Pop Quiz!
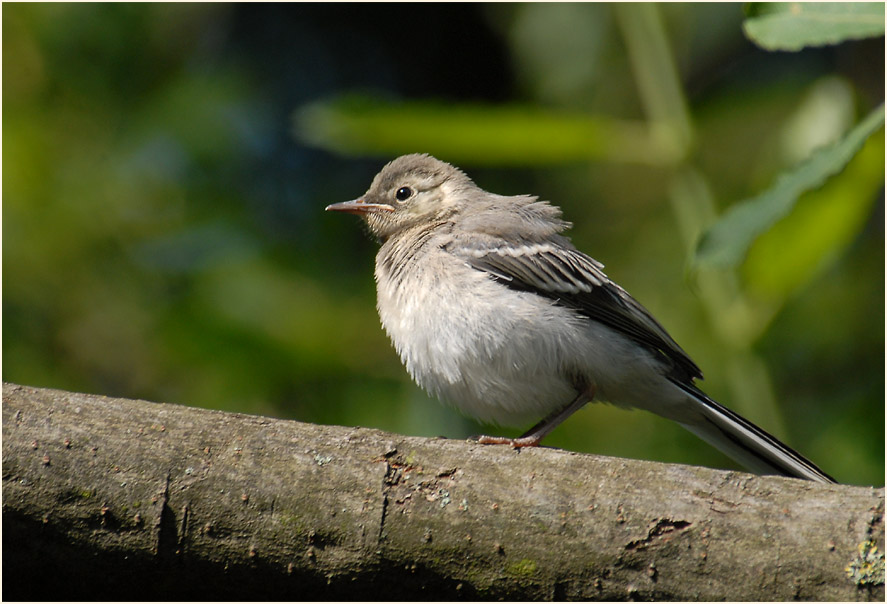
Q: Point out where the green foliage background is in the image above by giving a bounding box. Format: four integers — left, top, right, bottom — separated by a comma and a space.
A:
4, 3, 883, 485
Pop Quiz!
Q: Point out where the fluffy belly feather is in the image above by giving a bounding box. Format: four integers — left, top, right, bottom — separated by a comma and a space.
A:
375, 251, 587, 425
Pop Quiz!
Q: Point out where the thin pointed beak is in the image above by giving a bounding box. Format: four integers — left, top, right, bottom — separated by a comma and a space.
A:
325, 198, 395, 215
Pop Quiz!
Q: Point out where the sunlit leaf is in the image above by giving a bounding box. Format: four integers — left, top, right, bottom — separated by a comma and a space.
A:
743, 131, 885, 300
743, 2, 885, 51
292, 95, 680, 166
693, 104, 884, 269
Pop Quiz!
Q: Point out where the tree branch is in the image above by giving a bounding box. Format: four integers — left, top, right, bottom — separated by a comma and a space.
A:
3, 383, 883, 600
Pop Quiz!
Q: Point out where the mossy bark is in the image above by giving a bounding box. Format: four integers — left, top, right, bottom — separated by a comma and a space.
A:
3, 383, 883, 600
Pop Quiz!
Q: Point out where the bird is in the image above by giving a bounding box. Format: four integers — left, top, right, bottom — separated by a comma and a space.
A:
326, 153, 835, 483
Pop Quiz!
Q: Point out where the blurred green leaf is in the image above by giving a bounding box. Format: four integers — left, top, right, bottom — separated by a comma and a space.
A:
778, 77, 856, 165
292, 95, 680, 166
743, 2, 885, 51
744, 129, 885, 300
693, 104, 884, 269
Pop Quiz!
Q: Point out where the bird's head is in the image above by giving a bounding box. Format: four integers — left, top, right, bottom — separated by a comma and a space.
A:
326, 154, 473, 241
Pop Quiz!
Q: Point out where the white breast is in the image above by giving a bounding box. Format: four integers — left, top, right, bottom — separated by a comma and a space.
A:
374, 239, 588, 426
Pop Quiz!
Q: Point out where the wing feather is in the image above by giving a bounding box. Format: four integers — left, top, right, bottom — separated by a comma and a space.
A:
451, 238, 702, 382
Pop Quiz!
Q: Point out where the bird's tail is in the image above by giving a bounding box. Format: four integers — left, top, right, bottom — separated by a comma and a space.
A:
672, 382, 835, 483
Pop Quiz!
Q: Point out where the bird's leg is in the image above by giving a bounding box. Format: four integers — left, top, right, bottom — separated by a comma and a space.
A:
475, 388, 594, 448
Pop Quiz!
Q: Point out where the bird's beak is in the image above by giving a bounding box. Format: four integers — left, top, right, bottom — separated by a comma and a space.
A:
325, 198, 395, 215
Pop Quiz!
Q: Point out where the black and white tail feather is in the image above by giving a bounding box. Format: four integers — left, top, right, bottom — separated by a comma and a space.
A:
672, 383, 835, 483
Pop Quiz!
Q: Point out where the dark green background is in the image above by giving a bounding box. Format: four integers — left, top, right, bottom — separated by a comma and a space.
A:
4, 3, 883, 485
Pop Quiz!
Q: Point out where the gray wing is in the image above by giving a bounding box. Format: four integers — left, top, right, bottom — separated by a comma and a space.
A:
450, 237, 703, 383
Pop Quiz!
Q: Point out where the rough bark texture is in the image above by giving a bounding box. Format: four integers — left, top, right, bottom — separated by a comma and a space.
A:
2, 382, 884, 601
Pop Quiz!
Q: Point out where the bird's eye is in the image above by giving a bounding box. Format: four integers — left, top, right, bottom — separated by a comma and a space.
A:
395, 187, 413, 201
